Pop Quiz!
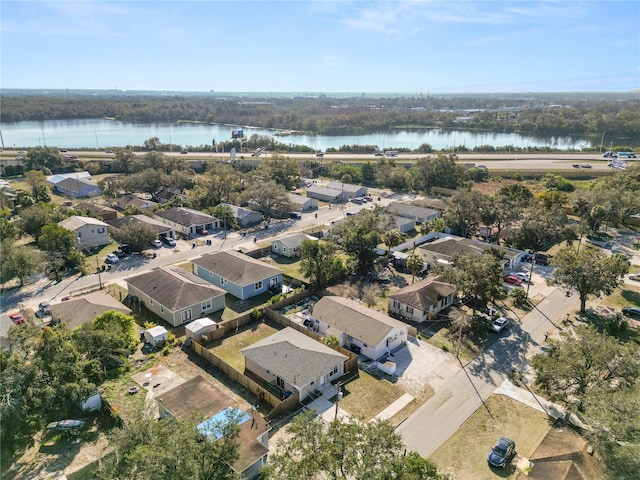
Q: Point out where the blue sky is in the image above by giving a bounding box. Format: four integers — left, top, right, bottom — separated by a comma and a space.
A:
2, 1, 639, 93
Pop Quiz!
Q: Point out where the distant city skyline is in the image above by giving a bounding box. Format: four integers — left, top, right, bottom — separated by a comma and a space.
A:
2, 1, 639, 93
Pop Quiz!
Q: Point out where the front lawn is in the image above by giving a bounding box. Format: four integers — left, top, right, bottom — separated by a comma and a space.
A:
338, 370, 405, 420
429, 394, 552, 480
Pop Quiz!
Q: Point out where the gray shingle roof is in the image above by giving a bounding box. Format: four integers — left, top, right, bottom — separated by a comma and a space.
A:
311, 296, 407, 346
388, 202, 440, 219
325, 181, 366, 194
107, 214, 172, 234
155, 207, 217, 227
49, 291, 131, 330
241, 327, 346, 388
192, 250, 282, 286
126, 267, 226, 311
275, 233, 318, 249
418, 236, 522, 260
388, 275, 456, 310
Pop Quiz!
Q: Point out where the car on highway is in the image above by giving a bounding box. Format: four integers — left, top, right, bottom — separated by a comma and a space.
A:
489, 317, 510, 333
622, 307, 640, 320
488, 437, 515, 468
181, 150, 188, 154
18, 150, 26, 154
629, 274, 640, 282
105, 253, 120, 264
572, 164, 581, 168
476, 164, 487, 169
9, 313, 25, 325
105, 149, 113, 153
503, 275, 523, 286
150, 239, 162, 248
603, 151, 616, 158
374, 152, 384, 157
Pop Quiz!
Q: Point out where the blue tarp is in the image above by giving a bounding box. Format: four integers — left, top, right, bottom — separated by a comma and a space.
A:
197, 407, 251, 441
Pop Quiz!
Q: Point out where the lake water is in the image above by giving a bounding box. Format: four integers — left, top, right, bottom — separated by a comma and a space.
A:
0, 118, 595, 151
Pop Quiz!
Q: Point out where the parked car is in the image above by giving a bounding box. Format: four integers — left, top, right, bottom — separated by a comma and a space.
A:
46, 419, 85, 432
503, 275, 523, 286
513, 272, 529, 281
487, 437, 516, 468
105, 253, 120, 264
9, 313, 25, 325
39, 302, 51, 315
534, 254, 550, 265
629, 274, 640, 282
489, 317, 510, 333
113, 248, 126, 258
161, 236, 176, 247
290, 212, 302, 220
118, 244, 133, 254
197, 228, 208, 235
622, 307, 640, 319
61, 295, 75, 302
150, 239, 162, 248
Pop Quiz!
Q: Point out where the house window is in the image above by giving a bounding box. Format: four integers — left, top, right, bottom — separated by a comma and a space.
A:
273, 244, 278, 251
220, 277, 227, 285
210, 272, 214, 277
181, 309, 192, 323
330, 365, 338, 376
393, 300, 400, 309
282, 247, 287, 253
97, 227, 105, 233
405, 306, 414, 314
77, 232, 82, 238
276, 376, 285, 389
270, 277, 278, 287
201, 299, 212, 311
160, 306, 164, 312
254, 281, 263, 290
149, 299, 153, 305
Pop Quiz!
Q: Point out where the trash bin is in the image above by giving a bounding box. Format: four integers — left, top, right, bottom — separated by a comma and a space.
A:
206, 239, 212, 246
192, 243, 196, 249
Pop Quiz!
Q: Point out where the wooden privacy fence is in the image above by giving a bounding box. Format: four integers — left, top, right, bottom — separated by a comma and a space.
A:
191, 339, 300, 420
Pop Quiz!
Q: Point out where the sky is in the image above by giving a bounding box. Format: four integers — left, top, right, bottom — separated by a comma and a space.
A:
1, 1, 639, 93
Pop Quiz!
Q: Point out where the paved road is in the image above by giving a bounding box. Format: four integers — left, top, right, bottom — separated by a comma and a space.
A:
397, 287, 580, 458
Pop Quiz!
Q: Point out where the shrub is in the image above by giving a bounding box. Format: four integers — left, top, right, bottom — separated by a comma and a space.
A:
161, 346, 170, 356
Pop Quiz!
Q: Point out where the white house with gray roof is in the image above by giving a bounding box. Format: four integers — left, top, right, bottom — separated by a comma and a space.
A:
305, 185, 344, 203
58, 216, 110, 248
192, 250, 283, 300
388, 202, 441, 223
154, 207, 220, 237
271, 233, 318, 258
309, 296, 409, 361
288, 193, 318, 211
241, 327, 347, 401
325, 181, 367, 200
217, 203, 263, 227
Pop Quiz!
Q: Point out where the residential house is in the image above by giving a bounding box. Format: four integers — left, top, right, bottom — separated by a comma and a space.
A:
379, 214, 416, 234
49, 291, 132, 330
288, 193, 318, 211
417, 234, 525, 270
309, 296, 409, 361
47, 171, 92, 185
305, 185, 344, 203
154, 207, 220, 237
126, 267, 226, 326
325, 181, 367, 200
218, 203, 263, 228
271, 233, 318, 258
387, 275, 457, 322
51, 177, 102, 198
58, 215, 110, 248
75, 201, 118, 221
241, 327, 347, 402
107, 214, 175, 241
157, 375, 269, 479
192, 250, 283, 301
153, 186, 188, 204
113, 195, 158, 212
388, 202, 441, 223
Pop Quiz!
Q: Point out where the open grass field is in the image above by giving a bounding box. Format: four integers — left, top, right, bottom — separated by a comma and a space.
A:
429, 394, 552, 480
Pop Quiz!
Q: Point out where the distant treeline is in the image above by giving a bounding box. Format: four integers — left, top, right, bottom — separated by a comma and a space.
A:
1, 92, 639, 142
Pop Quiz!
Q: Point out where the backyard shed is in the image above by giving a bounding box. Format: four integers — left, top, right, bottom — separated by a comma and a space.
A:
144, 326, 168, 346
185, 317, 218, 340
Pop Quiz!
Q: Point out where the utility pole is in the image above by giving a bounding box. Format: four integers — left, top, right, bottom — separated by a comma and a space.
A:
334, 382, 343, 420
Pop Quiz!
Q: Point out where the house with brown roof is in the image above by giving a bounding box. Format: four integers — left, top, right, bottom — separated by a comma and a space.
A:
156, 375, 269, 479
113, 195, 158, 212
309, 296, 409, 361
49, 290, 132, 330
387, 275, 457, 322
241, 327, 347, 402
75, 201, 118, 221
126, 267, 226, 326
192, 250, 283, 300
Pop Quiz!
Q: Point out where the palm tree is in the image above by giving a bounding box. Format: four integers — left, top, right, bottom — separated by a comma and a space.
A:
406, 250, 425, 284
382, 229, 406, 254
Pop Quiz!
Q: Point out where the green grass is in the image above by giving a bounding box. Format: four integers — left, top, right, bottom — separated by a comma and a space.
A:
338, 370, 405, 420
600, 285, 640, 309
210, 322, 279, 372
429, 395, 553, 480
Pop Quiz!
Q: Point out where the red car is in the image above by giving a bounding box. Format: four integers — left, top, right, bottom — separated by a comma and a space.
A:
503, 275, 523, 286
9, 313, 25, 325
